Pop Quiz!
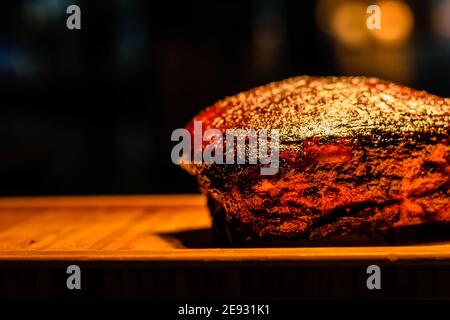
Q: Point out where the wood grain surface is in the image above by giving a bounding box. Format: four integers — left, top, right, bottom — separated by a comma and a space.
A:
0, 195, 450, 261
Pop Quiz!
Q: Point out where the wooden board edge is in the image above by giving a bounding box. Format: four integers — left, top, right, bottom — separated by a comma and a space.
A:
0, 194, 206, 208
2, 247, 450, 262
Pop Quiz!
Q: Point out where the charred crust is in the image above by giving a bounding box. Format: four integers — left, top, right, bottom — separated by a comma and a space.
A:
183, 76, 450, 244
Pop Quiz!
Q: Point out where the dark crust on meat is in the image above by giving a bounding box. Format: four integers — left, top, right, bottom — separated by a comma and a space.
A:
186, 76, 449, 144
181, 76, 450, 243
207, 141, 450, 242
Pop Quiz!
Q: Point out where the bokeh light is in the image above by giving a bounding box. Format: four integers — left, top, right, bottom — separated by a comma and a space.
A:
370, 1, 414, 43
331, 2, 369, 48
432, 0, 450, 39
317, 0, 414, 47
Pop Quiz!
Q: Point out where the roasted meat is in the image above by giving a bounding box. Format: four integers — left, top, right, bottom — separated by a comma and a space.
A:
181, 76, 450, 243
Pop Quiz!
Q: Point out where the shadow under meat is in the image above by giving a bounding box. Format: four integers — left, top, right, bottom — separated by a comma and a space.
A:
158, 224, 450, 249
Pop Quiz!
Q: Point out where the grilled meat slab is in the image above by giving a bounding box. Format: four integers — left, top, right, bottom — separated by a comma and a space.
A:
182, 76, 450, 243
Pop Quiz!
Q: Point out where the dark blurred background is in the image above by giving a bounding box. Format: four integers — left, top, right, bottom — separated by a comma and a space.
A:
0, 0, 448, 196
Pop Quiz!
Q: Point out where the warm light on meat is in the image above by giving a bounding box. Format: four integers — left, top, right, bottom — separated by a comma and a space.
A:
182, 76, 450, 243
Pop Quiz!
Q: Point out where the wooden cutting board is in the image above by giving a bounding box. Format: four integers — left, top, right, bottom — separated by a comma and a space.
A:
0, 195, 450, 262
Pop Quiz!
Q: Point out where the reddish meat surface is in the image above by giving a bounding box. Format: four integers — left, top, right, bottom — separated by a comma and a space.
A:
182, 76, 450, 243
